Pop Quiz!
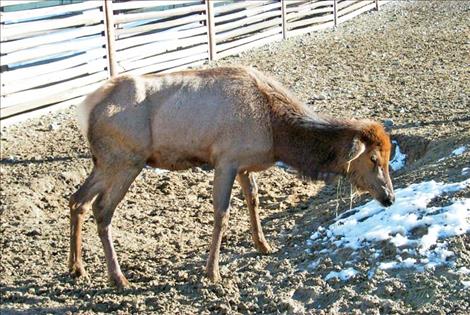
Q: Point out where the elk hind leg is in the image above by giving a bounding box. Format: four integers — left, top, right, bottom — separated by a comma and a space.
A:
92, 165, 142, 289
69, 169, 102, 278
237, 172, 272, 254
206, 165, 237, 282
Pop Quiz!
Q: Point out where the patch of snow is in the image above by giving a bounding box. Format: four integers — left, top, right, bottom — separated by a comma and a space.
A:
307, 177, 470, 273
325, 268, 358, 281
462, 281, 470, 289
276, 161, 290, 169
307, 259, 321, 270
462, 167, 470, 176
390, 140, 406, 171
456, 267, 470, 275
145, 165, 169, 174
451, 145, 467, 156
438, 145, 468, 162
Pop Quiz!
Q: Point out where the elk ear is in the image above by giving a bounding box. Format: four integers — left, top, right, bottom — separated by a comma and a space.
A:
347, 137, 366, 162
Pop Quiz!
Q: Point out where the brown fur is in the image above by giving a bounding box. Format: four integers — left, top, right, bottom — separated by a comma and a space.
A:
70, 66, 394, 287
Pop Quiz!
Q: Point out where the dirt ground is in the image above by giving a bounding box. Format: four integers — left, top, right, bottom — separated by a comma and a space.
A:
1, 1, 469, 314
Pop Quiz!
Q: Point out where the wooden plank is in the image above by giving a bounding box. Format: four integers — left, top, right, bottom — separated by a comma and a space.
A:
216, 33, 282, 59
116, 14, 205, 37
338, 0, 375, 17
113, 4, 205, 24
2, 58, 107, 96
287, 20, 334, 37
115, 25, 206, 51
126, 52, 208, 76
1, 48, 106, 83
287, 6, 333, 22
288, 12, 333, 30
1, 72, 107, 109
337, 0, 361, 10
206, 0, 216, 60
216, 18, 281, 42
0, 0, 42, 7
217, 27, 281, 52
119, 44, 208, 72
215, 9, 281, 33
0, 94, 85, 123
214, 1, 280, 24
337, 2, 375, 24
1, 35, 105, 66
0, 82, 103, 118
112, 0, 200, 11
0, 1, 102, 23
157, 60, 206, 74
117, 34, 207, 63
214, 1, 272, 15
286, 0, 334, 14
1, 10, 103, 41
339, 0, 374, 14
1, 24, 104, 54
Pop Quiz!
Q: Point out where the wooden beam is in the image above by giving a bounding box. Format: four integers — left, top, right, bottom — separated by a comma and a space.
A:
333, 0, 338, 28
205, 0, 216, 60
103, 0, 117, 77
281, 0, 287, 39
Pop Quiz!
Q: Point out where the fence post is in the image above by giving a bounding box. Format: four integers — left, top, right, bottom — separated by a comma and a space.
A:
375, 0, 380, 11
103, 0, 117, 77
205, 0, 216, 61
333, 0, 337, 28
281, 0, 287, 39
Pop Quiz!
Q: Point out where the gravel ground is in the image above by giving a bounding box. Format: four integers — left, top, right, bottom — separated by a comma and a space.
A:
1, 1, 469, 314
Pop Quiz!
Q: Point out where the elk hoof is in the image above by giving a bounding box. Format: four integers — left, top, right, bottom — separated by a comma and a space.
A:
110, 273, 130, 290
206, 267, 221, 283
69, 263, 88, 279
255, 240, 273, 254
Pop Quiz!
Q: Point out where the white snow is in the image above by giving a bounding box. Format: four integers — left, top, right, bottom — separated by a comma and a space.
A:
438, 145, 468, 162
325, 268, 358, 281
451, 145, 467, 156
462, 167, 469, 176
307, 177, 470, 274
144, 165, 169, 174
390, 140, 406, 171
462, 281, 470, 289
276, 161, 290, 170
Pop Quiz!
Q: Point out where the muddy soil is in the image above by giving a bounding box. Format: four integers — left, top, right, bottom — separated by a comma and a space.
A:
1, 1, 469, 314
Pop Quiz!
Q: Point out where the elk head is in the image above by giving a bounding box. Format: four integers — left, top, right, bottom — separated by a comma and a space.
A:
345, 123, 395, 207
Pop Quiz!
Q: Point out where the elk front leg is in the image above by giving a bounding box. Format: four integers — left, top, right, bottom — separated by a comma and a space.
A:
206, 165, 237, 282
237, 172, 272, 254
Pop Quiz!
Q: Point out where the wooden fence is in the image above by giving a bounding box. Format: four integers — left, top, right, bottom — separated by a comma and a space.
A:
0, 0, 390, 120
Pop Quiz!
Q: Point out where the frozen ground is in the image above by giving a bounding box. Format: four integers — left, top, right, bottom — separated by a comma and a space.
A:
1, 1, 470, 314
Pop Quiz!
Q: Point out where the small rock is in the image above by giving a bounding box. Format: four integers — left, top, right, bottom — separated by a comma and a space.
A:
26, 228, 41, 237
382, 119, 394, 129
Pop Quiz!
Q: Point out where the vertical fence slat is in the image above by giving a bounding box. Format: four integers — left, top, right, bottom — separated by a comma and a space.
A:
333, 0, 338, 28
205, 0, 216, 61
103, 0, 117, 77
281, 0, 287, 39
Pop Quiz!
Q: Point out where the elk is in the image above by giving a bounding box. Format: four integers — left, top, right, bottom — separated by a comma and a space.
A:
69, 66, 394, 288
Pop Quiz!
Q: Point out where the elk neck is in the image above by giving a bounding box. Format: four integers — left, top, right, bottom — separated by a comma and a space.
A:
271, 109, 359, 181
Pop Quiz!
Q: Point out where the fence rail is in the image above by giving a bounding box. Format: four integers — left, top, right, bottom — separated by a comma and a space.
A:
0, 0, 389, 120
